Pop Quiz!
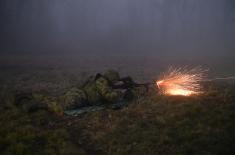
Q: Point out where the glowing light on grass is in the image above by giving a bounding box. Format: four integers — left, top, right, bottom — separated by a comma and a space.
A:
156, 67, 207, 96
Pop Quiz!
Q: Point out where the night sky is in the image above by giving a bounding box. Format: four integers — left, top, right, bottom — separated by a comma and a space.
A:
0, 0, 235, 61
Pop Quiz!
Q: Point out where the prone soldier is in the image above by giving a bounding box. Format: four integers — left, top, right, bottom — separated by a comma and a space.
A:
14, 70, 149, 116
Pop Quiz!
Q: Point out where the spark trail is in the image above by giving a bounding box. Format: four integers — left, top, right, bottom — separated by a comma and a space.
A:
205, 76, 235, 81
156, 67, 207, 96
156, 67, 235, 96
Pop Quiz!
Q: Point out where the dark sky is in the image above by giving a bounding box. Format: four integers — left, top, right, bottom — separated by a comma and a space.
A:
0, 0, 235, 59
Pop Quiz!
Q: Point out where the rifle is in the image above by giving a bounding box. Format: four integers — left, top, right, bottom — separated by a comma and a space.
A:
112, 77, 156, 92
133, 82, 156, 92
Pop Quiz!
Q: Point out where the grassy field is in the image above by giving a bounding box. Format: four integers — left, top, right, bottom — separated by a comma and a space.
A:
0, 56, 235, 155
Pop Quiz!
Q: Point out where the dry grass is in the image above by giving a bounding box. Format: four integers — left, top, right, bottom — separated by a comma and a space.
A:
0, 62, 235, 155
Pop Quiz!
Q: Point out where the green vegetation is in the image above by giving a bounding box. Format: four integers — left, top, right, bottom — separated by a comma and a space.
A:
0, 70, 235, 155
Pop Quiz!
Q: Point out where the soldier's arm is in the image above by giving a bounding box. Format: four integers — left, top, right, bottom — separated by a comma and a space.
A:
96, 77, 121, 103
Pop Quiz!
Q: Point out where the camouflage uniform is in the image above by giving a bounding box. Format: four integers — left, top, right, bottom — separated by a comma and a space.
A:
14, 70, 141, 115
61, 70, 122, 112
84, 70, 121, 104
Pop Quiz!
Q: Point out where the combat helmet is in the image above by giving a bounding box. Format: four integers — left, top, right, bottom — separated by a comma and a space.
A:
104, 70, 120, 82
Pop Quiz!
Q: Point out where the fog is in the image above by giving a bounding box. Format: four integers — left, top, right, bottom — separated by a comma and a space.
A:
0, 0, 235, 76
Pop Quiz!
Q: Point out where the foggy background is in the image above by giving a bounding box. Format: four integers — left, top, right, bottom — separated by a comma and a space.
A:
0, 0, 235, 79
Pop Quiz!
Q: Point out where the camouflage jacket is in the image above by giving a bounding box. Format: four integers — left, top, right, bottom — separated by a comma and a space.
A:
83, 75, 121, 104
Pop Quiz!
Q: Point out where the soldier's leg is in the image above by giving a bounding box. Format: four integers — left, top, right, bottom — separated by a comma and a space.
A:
62, 88, 88, 110
14, 92, 48, 113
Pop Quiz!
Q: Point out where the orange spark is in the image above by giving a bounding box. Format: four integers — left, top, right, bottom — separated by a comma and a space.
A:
156, 67, 207, 96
